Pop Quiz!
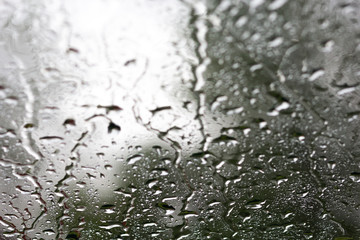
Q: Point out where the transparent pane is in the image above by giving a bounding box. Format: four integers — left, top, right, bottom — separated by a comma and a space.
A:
0, 0, 360, 239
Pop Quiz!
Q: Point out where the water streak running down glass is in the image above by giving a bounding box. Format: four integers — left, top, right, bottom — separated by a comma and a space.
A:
0, 0, 360, 239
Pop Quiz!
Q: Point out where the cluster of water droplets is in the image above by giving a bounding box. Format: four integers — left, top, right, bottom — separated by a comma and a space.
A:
1, 0, 360, 239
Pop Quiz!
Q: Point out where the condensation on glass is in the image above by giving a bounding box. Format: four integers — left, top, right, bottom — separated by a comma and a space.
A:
0, 0, 360, 239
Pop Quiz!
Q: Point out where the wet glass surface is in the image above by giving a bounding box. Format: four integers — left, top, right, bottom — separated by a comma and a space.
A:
1, 0, 360, 239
